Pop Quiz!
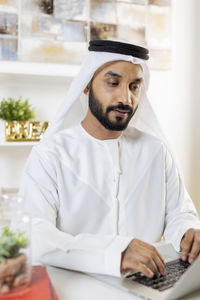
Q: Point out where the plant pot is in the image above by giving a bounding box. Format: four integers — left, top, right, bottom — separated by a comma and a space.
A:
0, 254, 30, 294
0, 194, 31, 295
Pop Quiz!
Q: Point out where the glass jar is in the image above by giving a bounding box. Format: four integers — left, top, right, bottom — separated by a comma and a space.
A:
0, 194, 31, 296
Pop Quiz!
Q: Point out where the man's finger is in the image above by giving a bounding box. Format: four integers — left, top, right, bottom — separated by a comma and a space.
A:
137, 263, 154, 278
141, 243, 166, 266
144, 245, 166, 275
188, 233, 200, 263
154, 247, 166, 266
143, 255, 159, 275
151, 252, 166, 276
181, 230, 194, 261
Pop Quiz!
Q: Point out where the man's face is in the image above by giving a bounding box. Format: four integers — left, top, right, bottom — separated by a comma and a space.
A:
88, 60, 143, 131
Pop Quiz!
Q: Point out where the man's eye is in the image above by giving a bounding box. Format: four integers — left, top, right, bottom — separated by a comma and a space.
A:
130, 84, 139, 91
107, 81, 119, 86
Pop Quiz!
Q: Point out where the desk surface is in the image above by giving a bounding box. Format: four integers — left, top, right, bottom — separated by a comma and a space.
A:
47, 266, 200, 300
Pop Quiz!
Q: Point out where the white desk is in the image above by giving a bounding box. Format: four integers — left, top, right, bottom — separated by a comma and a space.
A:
47, 266, 200, 300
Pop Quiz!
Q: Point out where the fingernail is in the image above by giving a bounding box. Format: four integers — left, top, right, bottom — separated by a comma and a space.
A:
189, 257, 194, 264
149, 271, 154, 277
182, 254, 186, 261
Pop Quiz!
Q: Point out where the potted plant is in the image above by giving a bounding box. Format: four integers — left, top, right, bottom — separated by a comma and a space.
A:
0, 97, 35, 121
0, 226, 30, 294
0, 97, 35, 142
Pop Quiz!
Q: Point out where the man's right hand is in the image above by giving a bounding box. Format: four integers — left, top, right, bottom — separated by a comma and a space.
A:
121, 238, 166, 278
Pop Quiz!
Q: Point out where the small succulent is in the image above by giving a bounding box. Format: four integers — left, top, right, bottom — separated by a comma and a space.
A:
0, 97, 35, 121
0, 227, 29, 262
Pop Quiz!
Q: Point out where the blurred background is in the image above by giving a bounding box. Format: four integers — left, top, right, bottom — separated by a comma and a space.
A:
0, 0, 199, 213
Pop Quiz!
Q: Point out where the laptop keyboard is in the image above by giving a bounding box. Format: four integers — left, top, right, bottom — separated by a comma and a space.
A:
126, 259, 190, 291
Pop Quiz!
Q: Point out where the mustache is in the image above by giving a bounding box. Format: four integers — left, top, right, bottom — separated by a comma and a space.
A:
106, 103, 133, 114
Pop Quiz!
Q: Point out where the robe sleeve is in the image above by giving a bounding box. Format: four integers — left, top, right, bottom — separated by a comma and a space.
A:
163, 147, 200, 252
21, 147, 132, 278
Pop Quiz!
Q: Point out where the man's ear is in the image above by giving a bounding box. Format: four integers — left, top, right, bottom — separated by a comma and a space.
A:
84, 82, 91, 95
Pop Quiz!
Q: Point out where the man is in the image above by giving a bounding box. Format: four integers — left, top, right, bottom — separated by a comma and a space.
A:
21, 40, 200, 278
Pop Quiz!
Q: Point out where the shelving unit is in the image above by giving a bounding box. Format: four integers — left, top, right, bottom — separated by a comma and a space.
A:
0, 141, 37, 147
0, 61, 80, 77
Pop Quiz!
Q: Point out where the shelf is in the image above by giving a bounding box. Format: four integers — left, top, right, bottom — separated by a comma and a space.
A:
0, 61, 80, 77
0, 141, 38, 147
0, 34, 18, 39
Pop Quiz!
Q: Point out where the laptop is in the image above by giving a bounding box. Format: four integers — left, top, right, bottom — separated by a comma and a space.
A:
88, 243, 200, 300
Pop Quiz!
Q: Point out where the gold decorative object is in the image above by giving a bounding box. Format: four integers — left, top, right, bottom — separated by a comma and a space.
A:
5, 121, 49, 142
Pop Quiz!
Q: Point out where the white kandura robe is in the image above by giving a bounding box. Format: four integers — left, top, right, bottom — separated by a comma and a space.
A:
22, 124, 200, 277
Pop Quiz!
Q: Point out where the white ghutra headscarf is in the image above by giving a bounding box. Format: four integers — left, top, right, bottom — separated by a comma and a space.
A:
43, 40, 166, 144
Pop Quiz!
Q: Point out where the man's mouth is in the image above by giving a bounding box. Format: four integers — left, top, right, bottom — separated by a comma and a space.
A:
112, 108, 130, 117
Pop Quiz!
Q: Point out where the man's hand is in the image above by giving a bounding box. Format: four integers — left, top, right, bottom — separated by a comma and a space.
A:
121, 238, 166, 278
180, 228, 200, 264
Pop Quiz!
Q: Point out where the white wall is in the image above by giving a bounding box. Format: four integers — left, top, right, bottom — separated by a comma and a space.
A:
148, 0, 200, 213
171, 0, 200, 213
149, 69, 200, 214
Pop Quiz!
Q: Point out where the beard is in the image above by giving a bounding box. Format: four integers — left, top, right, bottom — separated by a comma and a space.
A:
89, 85, 137, 131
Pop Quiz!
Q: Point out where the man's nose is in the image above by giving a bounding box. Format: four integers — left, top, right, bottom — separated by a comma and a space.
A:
118, 86, 132, 105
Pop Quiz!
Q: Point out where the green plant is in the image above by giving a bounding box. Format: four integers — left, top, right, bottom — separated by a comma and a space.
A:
0, 97, 35, 121
0, 226, 29, 262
